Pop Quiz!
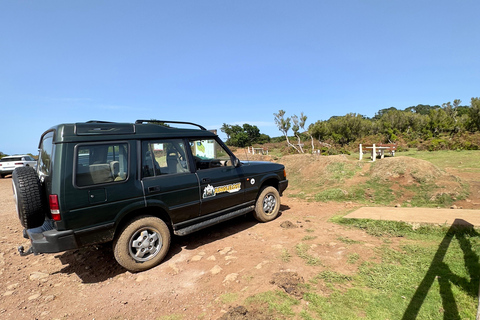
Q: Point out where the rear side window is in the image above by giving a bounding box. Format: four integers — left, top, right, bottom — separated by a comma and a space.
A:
38, 131, 54, 177
75, 143, 128, 187
1, 157, 22, 162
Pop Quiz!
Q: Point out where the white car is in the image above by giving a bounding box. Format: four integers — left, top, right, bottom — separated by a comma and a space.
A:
0, 155, 37, 178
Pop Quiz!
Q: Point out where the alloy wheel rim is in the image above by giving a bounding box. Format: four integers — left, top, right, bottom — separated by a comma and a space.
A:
263, 193, 277, 215
128, 228, 162, 262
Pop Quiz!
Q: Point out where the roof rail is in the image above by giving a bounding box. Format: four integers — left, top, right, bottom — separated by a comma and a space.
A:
135, 120, 207, 131
86, 120, 114, 124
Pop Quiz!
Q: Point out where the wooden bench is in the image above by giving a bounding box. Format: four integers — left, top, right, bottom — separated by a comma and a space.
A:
359, 143, 396, 161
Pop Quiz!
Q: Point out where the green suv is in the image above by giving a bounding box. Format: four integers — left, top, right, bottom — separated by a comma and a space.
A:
13, 120, 288, 272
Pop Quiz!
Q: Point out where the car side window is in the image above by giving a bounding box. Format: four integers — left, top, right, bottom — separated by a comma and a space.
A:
142, 139, 189, 178
75, 143, 128, 187
189, 139, 233, 170
38, 131, 54, 177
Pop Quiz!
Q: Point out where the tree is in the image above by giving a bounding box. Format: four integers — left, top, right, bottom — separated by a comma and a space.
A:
220, 123, 265, 147
274, 110, 300, 153
291, 114, 304, 153
467, 97, 480, 132
428, 108, 454, 136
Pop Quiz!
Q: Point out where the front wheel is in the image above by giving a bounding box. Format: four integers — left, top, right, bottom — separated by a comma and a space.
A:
253, 186, 281, 222
113, 216, 171, 272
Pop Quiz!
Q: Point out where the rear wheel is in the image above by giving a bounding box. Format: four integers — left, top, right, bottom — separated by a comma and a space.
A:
253, 186, 281, 222
12, 167, 46, 229
113, 216, 171, 272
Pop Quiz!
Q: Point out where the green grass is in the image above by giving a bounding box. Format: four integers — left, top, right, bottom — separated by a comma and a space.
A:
402, 149, 480, 173
347, 252, 360, 264
336, 236, 362, 245
295, 243, 322, 266
218, 292, 239, 304
312, 270, 353, 284
280, 248, 291, 262
245, 291, 300, 318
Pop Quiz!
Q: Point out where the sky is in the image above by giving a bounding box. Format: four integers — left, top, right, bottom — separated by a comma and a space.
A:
1, 1, 479, 155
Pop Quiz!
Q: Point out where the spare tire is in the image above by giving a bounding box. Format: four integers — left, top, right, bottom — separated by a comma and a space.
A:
12, 167, 47, 229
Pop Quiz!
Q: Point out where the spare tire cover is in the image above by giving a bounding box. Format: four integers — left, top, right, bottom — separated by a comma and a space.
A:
12, 166, 47, 229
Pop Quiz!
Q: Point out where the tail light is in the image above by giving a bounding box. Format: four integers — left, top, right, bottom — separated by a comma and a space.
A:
283, 169, 287, 178
15, 162, 23, 165
49, 195, 61, 221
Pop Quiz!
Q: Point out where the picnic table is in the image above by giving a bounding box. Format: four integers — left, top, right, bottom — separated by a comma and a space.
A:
359, 144, 396, 161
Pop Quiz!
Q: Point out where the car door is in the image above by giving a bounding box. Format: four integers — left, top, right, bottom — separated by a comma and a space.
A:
141, 139, 200, 224
189, 138, 245, 216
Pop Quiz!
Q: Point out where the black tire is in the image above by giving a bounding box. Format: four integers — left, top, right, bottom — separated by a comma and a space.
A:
12, 167, 46, 229
113, 216, 171, 272
253, 186, 281, 222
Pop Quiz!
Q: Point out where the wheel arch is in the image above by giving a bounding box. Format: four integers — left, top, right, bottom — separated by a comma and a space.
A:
258, 176, 280, 194
113, 203, 173, 240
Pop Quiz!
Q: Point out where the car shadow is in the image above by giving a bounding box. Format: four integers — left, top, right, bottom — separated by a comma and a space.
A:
53, 206, 291, 284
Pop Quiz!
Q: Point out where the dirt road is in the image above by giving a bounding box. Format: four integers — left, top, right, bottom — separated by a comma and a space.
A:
0, 177, 383, 320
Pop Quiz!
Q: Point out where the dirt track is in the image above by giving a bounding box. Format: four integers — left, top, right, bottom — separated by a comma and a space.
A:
0, 177, 375, 320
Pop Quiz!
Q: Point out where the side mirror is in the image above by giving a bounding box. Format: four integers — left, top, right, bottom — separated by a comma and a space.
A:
233, 158, 241, 167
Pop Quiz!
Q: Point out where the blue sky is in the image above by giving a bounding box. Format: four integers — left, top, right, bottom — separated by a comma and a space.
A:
1, 1, 479, 155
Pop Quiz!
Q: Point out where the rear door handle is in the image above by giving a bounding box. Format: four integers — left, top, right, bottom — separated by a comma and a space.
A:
202, 178, 211, 183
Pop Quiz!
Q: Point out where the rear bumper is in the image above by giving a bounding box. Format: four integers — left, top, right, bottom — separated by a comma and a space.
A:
27, 229, 78, 254
0, 168, 14, 175
279, 180, 288, 196
24, 221, 115, 254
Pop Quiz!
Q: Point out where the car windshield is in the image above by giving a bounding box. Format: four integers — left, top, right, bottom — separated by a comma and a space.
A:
1, 157, 22, 162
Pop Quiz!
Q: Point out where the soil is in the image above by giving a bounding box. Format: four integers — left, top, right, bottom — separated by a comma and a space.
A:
1, 155, 479, 320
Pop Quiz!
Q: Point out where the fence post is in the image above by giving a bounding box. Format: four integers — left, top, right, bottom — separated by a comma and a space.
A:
372, 144, 376, 162
359, 144, 363, 160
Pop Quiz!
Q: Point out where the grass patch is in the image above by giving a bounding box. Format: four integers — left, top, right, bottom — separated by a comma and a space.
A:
312, 270, 353, 284
403, 149, 480, 173
302, 235, 317, 241
280, 249, 291, 262
324, 162, 360, 184
245, 290, 299, 318
218, 293, 239, 304
295, 243, 322, 266
158, 316, 183, 320
347, 253, 360, 264
337, 236, 362, 245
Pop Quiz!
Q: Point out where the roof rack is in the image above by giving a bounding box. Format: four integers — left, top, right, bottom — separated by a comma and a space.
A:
135, 120, 207, 131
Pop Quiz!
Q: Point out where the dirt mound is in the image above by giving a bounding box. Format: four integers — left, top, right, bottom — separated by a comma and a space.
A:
370, 156, 444, 184
270, 272, 305, 298
278, 154, 352, 179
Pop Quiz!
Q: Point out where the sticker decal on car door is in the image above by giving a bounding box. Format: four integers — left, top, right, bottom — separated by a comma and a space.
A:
202, 183, 241, 198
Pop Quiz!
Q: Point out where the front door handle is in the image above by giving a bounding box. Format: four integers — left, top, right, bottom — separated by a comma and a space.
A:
202, 178, 211, 183
148, 186, 161, 193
